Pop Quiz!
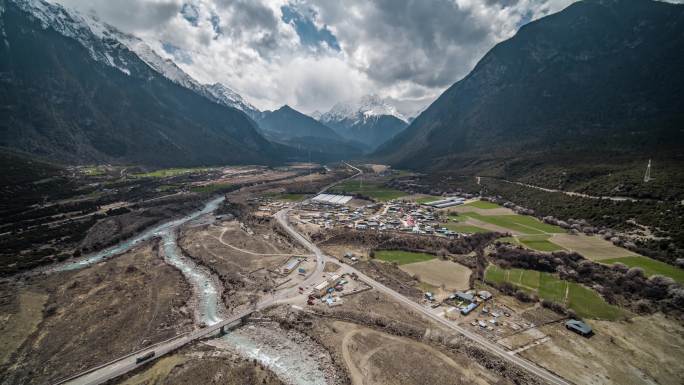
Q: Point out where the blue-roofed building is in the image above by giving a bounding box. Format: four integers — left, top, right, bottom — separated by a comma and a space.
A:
565, 319, 593, 337
461, 302, 479, 315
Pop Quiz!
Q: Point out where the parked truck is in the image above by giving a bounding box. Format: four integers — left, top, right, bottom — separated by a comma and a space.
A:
135, 351, 155, 364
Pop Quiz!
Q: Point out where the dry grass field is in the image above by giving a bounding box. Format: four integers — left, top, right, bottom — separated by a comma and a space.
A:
327, 321, 497, 385
520, 313, 684, 385
550, 234, 639, 260
399, 259, 471, 291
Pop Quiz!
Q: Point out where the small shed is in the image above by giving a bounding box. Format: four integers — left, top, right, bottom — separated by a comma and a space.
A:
565, 319, 593, 337
454, 291, 474, 302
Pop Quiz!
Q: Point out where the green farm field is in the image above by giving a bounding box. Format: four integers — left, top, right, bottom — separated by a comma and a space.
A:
375, 250, 436, 265
518, 235, 565, 252
444, 223, 491, 234
601, 256, 684, 284
465, 200, 501, 209
461, 212, 565, 234
484, 265, 624, 320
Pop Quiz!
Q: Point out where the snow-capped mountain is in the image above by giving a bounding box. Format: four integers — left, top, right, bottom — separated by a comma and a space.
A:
321, 94, 408, 125
1, 0, 276, 166
309, 110, 323, 120
204, 83, 260, 119
320, 95, 409, 150
7, 0, 259, 118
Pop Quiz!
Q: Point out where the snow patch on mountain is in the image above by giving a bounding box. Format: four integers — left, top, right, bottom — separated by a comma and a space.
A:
321, 94, 407, 124
204, 83, 259, 118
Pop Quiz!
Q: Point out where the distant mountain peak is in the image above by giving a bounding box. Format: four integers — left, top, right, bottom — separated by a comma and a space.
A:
318, 94, 408, 150
321, 94, 407, 124
309, 110, 323, 120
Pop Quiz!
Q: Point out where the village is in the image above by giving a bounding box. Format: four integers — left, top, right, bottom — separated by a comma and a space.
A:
250, 192, 595, 344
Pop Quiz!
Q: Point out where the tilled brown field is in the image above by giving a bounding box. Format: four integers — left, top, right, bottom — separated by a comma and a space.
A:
0, 243, 193, 385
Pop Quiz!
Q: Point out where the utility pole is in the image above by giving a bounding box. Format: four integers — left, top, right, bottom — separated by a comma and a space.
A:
644, 159, 652, 183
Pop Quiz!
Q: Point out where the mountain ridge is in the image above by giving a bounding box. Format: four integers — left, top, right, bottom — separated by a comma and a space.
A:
373, 0, 684, 175
0, 0, 279, 166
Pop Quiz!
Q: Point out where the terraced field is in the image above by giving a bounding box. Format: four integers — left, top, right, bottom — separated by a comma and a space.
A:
485, 265, 624, 320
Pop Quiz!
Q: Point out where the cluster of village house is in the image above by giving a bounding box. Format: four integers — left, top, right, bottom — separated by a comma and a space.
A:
258, 194, 594, 338
288, 195, 473, 237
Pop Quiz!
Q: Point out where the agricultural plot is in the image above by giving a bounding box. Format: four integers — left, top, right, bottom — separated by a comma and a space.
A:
415, 195, 442, 204
484, 265, 624, 320
518, 235, 565, 252
399, 259, 471, 291
133, 167, 214, 178
550, 234, 637, 261
444, 223, 491, 234
461, 212, 564, 234
330, 180, 406, 201
601, 256, 684, 284
375, 250, 436, 265
465, 200, 501, 209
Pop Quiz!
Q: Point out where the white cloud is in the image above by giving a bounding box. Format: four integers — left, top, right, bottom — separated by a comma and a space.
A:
52, 0, 579, 116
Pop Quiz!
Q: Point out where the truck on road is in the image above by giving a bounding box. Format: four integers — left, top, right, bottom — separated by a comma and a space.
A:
135, 351, 155, 364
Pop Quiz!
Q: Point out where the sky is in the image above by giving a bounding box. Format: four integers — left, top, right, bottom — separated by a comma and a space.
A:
53, 0, 583, 116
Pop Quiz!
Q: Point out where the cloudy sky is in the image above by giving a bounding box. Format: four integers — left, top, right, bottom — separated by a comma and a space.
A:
55, 0, 581, 116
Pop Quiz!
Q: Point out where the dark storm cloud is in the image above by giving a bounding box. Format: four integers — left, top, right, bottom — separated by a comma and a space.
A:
213, 0, 282, 55
312, 0, 495, 89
